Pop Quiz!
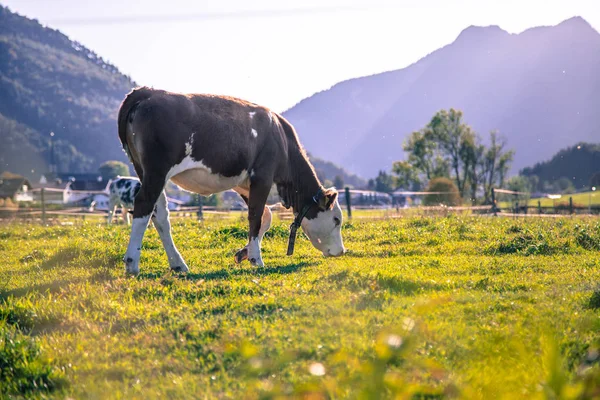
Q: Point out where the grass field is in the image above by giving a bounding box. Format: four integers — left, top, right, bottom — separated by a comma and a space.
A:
497, 190, 600, 210
1, 215, 600, 399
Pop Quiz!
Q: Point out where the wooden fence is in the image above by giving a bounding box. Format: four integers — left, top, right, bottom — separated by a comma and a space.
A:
1, 187, 598, 226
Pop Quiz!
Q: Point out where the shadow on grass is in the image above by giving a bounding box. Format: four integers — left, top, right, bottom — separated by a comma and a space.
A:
137, 261, 314, 282
0, 270, 115, 301
39, 247, 118, 271
324, 270, 445, 295
0, 279, 84, 301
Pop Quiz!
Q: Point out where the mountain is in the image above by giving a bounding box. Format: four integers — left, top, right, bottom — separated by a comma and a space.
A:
0, 6, 135, 179
0, 6, 363, 188
308, 153, 366, 188
282, 17, 600, 178
520, 142, 600, 190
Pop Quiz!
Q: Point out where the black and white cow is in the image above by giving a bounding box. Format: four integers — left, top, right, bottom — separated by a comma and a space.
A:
117, 86, 345, 275
105, 176, 141, 225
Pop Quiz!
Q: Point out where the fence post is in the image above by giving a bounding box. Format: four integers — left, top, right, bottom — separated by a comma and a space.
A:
345, 187, 352, 219
41, 187, 46, 225
538, 200, 542, 214
569, 197, 573, 215
491, 188, 497, 216
196, 196, 204, 221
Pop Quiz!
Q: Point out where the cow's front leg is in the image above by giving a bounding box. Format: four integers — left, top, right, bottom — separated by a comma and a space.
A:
243, 181, 272, 267
124, 206, 131, 225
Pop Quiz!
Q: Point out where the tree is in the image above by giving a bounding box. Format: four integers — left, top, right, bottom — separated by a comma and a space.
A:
392, 160, 420, 190
428, 108, 476, 197
553, 177, 575, 194
506, 176, 532, 204
520, 143, 600, 190
402, 129, 449, 186
590, 172, 600, 189
507, 176, 531, 193
396, 109, 515, 204
478, 131, 514, 203
333, 175, 344, 190
527, 175, 540, 193
423, 177, 461, 206
462, 136, 481, 204
98, 160, 130, 181
369, 170, 395, 193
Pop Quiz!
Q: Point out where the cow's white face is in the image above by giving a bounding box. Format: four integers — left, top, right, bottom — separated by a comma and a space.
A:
301, 188, 345, 257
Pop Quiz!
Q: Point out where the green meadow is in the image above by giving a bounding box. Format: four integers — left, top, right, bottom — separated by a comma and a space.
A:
1, 215, 600, 399
497, 190, 600, 210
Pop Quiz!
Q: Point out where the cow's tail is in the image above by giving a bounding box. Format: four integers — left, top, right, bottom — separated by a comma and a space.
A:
117, 86, 154, 161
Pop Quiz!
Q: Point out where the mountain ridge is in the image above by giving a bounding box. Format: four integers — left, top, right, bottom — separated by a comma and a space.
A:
0, 5, 136, 179
282, 16, 600, 178
0, 6, 363, 188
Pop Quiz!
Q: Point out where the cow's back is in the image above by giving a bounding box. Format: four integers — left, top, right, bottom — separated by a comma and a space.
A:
126, 90, 283, 179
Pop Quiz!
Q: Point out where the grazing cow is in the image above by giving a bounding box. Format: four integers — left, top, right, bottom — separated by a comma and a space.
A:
117, 86, 345, 275
106, 176, 141, 225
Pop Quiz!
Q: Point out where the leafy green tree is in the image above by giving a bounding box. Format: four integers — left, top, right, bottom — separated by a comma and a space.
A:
369, 170, 395, 193
507, 176, 531, 193
398, 110, 515, 204
477, 131, 514, 203
506, 176, 532, 204
527, 175, 540, 193
403, 130, 436, 181
423, 177, 461, 206
98, 160, 130, 181
428, 108, 476, 197
391, 161, 420, 190
402, 129, 449, 185
520, 143, 600, 190
553, 177, 575, 194
333, 175, 344, 190
589, 172, 600, 189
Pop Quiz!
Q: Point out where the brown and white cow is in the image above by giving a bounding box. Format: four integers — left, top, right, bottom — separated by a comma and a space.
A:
117, 86, 345, 275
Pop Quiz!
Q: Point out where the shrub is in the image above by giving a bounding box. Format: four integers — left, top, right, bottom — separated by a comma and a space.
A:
423, 177, 461, 206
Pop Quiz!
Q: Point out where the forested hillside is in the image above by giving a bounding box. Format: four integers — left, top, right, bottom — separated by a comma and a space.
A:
0, 5, 135, 179
520, 142, 600, 190
0, 6, 364, 187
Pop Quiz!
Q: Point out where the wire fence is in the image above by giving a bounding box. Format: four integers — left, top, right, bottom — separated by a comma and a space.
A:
1, 187, 599, 226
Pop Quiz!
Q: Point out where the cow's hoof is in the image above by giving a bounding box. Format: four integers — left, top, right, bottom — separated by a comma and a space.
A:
125, 265, 139, 276
249, 257, 264, 268
171, 265, 189, 273
124, 256, 139, 276
234, 248, 248, 264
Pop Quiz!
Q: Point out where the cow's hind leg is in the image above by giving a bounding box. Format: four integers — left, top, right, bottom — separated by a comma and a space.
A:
107, 200, 117, 224
123, 174, 166, 275
152, 192, 188, 273
234, 202, 272, 264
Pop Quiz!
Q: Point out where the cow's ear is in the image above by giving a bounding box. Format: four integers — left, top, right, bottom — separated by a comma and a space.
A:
318, 188, 338, 210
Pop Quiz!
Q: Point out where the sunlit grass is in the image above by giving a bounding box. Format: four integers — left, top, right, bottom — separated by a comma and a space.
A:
1, 216, 600, 398
498, 190, 600, 210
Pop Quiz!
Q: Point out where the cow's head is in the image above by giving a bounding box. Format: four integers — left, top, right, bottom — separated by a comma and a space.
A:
301, 187, 346, 257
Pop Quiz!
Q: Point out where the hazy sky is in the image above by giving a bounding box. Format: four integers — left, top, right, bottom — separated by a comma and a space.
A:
4, 0, 599, 112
